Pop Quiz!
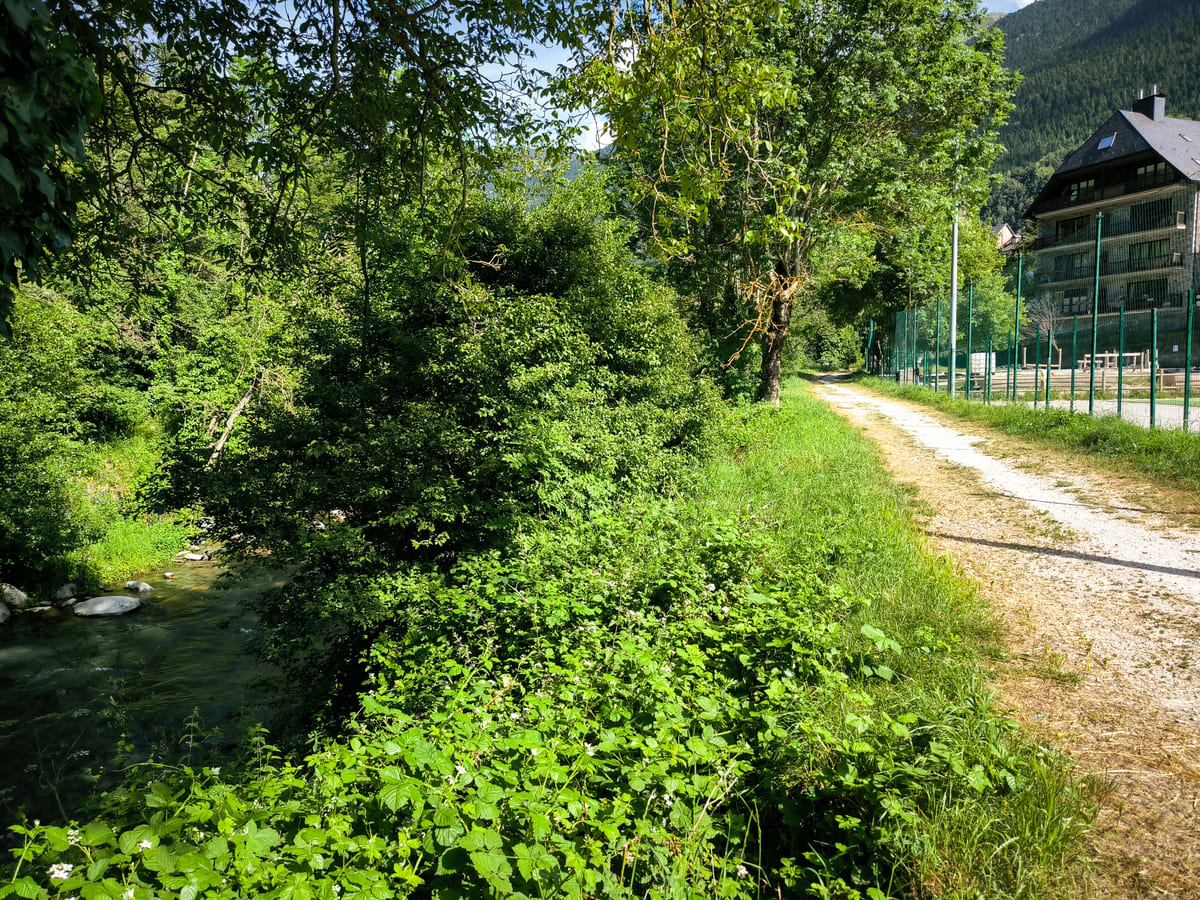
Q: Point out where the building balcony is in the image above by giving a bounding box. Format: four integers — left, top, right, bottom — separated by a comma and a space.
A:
1034, 252, 1183, 285
1032, 171, 1182, 217
1033, 209, 1186, 251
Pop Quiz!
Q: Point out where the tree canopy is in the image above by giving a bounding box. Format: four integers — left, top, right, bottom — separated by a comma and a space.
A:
580, 0, 1016, 402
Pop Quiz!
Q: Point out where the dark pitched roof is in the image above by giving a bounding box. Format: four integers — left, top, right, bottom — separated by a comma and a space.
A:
1121, 110, 1200, 181
1050, 110, 1150, 175
1027, 104, 1200, 218
1050, 109, 1200, 181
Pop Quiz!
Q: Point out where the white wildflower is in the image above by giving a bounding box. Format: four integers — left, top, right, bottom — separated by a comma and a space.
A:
584, 743, 595, 757
48, 863, 74, 880
706, 583, 717, 592
663, 793, 674, 808
736, 864, 750, 879
455, 764, 467, 777
67, 828, 80, 845
139, 839, 153, 850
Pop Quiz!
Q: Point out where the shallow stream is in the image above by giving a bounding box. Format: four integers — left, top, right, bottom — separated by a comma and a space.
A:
0, 559, 285, 826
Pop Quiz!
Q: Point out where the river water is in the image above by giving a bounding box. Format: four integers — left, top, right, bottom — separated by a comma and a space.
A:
0, 559, 285, 826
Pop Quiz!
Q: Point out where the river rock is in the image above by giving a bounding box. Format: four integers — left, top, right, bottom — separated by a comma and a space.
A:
125, 580, 153, 593
73, 596, 143, 617
2, 583, 28, 608
182, 552, 206, 561
0, 603, 8, 625
54, 583, 78, 601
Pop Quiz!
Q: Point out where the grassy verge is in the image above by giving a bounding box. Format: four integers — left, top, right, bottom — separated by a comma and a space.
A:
65, 425, 193, 590
860, 374, 1200, 491
3, 380, 1093, 899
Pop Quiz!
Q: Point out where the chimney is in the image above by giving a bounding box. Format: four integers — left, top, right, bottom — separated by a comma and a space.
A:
1133, 88, 1166, 122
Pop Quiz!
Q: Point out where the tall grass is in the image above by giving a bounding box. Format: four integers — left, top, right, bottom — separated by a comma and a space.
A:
64, 423, 193, 588
693, 376, 1095, 898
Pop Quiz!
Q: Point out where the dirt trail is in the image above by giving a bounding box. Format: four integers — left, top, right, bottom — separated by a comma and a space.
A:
813, 376, 1200, 899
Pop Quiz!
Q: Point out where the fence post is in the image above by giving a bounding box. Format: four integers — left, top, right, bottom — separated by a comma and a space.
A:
1034, 323, 1041, 406
1008, 328, 1015, 402
1151, 307, 1158, 428
986, 335, 993, 403
1186, 291, 1195, 431
1045, 324, 1053, 408
1014, 251, 1023, 403
935, 294, 942, 393
1089, 212, 1103, 414
966, 282, 974, 400
911, 307, 918, 385
865, 319, 875, 375
1118, 305, 1125, 421
1071, 315, 1078, 413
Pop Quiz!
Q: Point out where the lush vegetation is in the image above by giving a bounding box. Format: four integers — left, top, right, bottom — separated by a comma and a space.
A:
0, 0, 1102, 896
3, 380, 1094, 899
986, 0, 1200, 226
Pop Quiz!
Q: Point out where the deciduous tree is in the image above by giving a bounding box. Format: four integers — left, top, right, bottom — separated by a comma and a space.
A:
583, 0, 1016, 402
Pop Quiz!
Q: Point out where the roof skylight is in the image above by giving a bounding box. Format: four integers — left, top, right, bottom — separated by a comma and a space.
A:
1098, 134, 1116, 150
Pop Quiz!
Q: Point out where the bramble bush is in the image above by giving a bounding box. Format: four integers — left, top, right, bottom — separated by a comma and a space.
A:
3, 478, 1087, 899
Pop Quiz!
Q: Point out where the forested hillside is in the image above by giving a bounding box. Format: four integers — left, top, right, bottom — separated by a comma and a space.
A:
986, 0, 1200, 226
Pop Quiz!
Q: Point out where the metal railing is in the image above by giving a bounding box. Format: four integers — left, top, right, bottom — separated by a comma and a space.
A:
1033, 171, 1181, 216
1034, 252, 1183, 286
874, 292, 1200, 432
1033, 209, 1186, 250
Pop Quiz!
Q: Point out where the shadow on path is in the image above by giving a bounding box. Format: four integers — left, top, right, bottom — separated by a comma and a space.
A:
925, 530, 1200, 581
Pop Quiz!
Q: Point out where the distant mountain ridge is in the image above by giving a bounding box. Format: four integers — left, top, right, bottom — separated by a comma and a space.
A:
985, 0, 1200, 226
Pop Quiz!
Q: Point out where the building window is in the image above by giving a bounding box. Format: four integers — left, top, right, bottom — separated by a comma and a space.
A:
1098, 134, 1116, 150
1055, 215, 1089, 243
1054, 251, 1089, 281
1136, 161, 1172, 189
1128, 239, 1170, 271
1129, 197, 1173, 233
1068, 178, 1095, 203
1124, 278, 1168, 308
1057, 291, 1090, 314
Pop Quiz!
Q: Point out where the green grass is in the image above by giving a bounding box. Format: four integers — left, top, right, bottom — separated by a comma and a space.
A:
63, 422, 194, 588
694, 376, 1095, 898
861, 374, 1200, 491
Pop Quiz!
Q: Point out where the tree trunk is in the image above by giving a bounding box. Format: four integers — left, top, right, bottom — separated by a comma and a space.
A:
756, 295, 792, 405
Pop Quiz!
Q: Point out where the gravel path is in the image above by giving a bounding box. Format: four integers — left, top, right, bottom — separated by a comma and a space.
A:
814, 376, 1200, 899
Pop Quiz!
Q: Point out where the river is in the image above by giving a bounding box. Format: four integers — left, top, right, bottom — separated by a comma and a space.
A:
0, 558, 285, 826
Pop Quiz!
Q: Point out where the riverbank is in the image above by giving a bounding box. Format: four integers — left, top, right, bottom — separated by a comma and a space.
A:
2, 376, 1095, 899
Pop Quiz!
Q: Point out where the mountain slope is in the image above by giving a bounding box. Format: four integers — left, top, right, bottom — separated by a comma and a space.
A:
985, 0, 1200, 225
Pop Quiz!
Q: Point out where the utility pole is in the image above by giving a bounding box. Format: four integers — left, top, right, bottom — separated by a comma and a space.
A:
948, 210, 960, 397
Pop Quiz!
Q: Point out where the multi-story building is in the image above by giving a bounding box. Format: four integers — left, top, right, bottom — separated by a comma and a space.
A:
1026, 91, 1200, 314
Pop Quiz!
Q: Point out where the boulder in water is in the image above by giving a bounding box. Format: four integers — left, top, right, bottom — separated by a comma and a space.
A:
73, 596, 143, 617
1, 584, 28, 608
125, 580, 153, 593
54, 583, 78, 601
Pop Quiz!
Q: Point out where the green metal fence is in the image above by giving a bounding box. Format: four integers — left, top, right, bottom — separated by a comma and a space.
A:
869, 290, 1200, 432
